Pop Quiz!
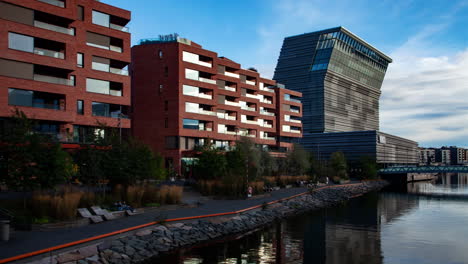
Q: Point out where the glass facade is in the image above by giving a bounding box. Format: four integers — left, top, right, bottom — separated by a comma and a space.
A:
182, 119, 199, 130
8, 32, 33, 53
92, 10, 110, 27
8, 88, 62, 110
92, 102, 124, 118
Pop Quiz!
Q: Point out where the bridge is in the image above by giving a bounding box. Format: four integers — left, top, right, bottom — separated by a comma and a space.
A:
379, 165, 468, 175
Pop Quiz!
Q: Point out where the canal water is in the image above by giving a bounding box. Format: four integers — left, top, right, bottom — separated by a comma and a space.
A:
155, 173, 468, 264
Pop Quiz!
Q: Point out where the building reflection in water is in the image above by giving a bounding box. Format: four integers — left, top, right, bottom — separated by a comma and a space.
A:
152, 192, 419, 264
407, 173, 468, 195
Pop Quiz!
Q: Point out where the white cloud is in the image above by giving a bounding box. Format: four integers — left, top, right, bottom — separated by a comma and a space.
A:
381, 25, 468, 148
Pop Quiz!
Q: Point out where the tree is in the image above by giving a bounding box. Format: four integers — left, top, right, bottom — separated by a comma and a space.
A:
193, 142, 227, 180
359, 156, 378, 179
286, 144, 311, 176
259, 150, 275, 176
330, 151, 348, 179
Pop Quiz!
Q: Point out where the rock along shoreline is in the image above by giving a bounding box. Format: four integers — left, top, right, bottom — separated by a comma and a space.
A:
27, 181, 388, 264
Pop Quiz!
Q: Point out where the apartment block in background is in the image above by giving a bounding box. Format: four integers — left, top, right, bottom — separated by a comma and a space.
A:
131, 36, 302, 175
0, 0, 131, 144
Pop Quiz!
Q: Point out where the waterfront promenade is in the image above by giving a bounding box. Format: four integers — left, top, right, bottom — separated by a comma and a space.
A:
0, 187, 308, 260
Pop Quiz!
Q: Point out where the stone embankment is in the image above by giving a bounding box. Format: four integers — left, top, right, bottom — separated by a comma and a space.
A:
28, 181, 387, 264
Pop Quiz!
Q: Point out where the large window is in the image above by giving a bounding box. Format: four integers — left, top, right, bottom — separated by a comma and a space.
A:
77, 100, 84, 115
182, 85, 199, 97
8, 32, 33, 53
92, 56, 110, 72
8, 88, 63, 110
86, 78, 109, 94
92, 102, 124, 118
185, 69, 199, 80
183, 119, 199, 130
185, 102, 199, 113
92, 10, 110, 27
77, 53, 84, 67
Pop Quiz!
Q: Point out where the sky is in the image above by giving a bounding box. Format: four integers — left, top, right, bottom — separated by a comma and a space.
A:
103, 0, 468, 148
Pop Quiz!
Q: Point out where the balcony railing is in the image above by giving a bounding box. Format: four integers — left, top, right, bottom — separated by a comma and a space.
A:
110, 45, 123, 53
38, 0, 64, 7
225, 72, 239, 78
246, 134, 256, 138
261, 87, 275, 93
198, 77, 216, 84
28, 102, 62, 110
34, 21, 74, 35
289, 109, 300, 114
109, 67, 129, 76
260, 111, 275, 116
198, 109, 216, 116
87, 42, 123, 53
245, 80, 256, 85
221, 86, 236, 92
33, 74, 73, 86
288, 119, 301, 123
289, 130, 301, 134
33, 48, 64, 59
261, 136, 276, 140
262, 99, 273, 104
184, 59, 212, 68
223, 131, 237, 135
217, 113, 236, 120
241, 106, 256, 112
196, 93, 212, 100
245, 93, 259, 100
110, 23, 129, 32
262, 123, 273, 128
242, 120, 258, 125
287, 98, 301, 103
225, 101, 239, 107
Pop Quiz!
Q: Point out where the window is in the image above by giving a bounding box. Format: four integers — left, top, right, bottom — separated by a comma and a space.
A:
8, 88, 63, 110
77, 53, 84, 67
159, 84, 163, 94
77, 5, 84, 20
185, 69, 198, 80
183, 85, 199, 96
8, 32, 33, 53
158, 50, 163, 58
185, 102, 199, 113
77, 100, 84, 115
70, 75, 76, 86
164, 66, 168, 77
183, 119, 199, 130
164, 100, 168, 111
8, 88, 32, 107
165, 118, 168, 128
92, 10, 110, 27
92, 56, 110, 72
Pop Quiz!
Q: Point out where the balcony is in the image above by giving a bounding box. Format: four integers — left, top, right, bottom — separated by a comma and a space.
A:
199, 77, 216, 84
241, 106, 256, 112
34, 21, 74, 35
33, 47, 64, 59
289, 130, 301, 134
242, 119, 258, 125
34, 74, 73, 86
261, 136, 276, 140
262, 123, 273, 128
245, 93, 260, 100
262, 99, 273, 104
245, 80, 256, 85
262, 87, 275, 93
110, 23, 129, 32
290, 108, 300, 114
224, 131, 237, 135
288, 119, 301, 124
225, 100, 239, 107
221, 86, 236, 92
183, 51, 212, 68
109, 67, 129, 76
38, 0, 65, 7
198, 109, 216, 116
260, 111, 275, 116
225, 71, 239, 78
246, 134, 256, 138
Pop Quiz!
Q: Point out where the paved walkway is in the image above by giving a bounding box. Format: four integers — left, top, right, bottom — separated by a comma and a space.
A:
0, 187, 308, 260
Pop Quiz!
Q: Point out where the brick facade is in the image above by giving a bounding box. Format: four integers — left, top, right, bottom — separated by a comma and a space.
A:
0, 0, 131, 143
131, 38, 303, 175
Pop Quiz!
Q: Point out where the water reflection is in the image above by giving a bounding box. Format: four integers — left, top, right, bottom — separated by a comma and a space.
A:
408, 173, 468, 195
152, 175, 468, 264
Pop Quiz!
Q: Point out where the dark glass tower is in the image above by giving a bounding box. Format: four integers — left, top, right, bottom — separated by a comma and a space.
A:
274, 27, 419, 165
274, 27, 392, 134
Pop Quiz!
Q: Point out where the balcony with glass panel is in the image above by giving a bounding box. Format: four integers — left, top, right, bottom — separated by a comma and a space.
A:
182, 51, 212, 68
183, 119, 212, 131
218, 80, 237, 92
244, 75, 256, 86
218, 124, 237, 135
92, 56, 129, 76
92, 102, 129, 118
241, 115, 259, 125
8, 32, 66, 59
34, 11, 74, 35
86, 32, 123, 53
86, 78, 123, 96
183, 85, 212, 100
216, 110, 236, 121
92, 10, 130, 33
185, 69, 216, 84
8, 88, 65, 111
289, 106, 300, 114
260, 132, 276, 140
285, 115, 301, 124
282, 125, 301, 134
259, 83, 275, 93
260, 107, 275, 116
262, 96, 273, 104
224, 68, 240, 78
284, 94, 301, 103
33, 65, 74, 86
185, 102, 216, 116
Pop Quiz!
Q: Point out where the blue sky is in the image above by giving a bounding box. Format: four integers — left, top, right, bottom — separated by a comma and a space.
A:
103, 0, 468, 148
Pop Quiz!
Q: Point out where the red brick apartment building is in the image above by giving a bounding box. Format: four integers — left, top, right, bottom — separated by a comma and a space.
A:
131, 36, 303, 175
0, 0, 131, 144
